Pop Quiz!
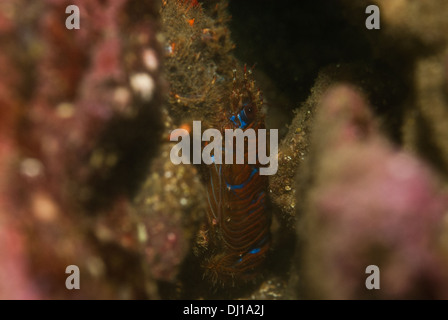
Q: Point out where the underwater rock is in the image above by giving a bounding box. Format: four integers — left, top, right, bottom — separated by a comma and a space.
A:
339, 0, 448, 184
372, 0, 448, 46
161, 0, 235, 125
297, 85, 448, 299
134, 135, 206, 283
403, 49, 448, 182
3, 0, 448, 301
0, 0, 164, 298
268, 80, 320, 228
0, 217, 40, 299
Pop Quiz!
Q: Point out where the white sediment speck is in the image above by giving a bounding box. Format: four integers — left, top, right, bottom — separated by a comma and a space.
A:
167, 232, 176, 241
56, 102, 75, 118
143, 49, 158, 72
137, 223, 148, 243
86, 256, 105, 278
113, 87, 131, 107
130, 73, 155, 102
20, 158, 43, 178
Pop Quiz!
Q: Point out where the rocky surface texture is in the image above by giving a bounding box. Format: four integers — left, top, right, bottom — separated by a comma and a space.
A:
0, 0, 166, 299
1, 0, 448, 299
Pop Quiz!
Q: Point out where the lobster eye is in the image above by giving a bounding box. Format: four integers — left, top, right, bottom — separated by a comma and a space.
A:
242, 103, 256, 121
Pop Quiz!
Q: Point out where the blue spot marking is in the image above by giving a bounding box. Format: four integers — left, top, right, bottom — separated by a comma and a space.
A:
226, 167, 258, 190
237, 113, 248, 129
230, 115, 238, 127
249, 248, 261, 254
235, 247, 262, 265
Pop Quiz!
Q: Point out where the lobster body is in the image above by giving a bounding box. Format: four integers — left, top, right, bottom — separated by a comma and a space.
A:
200, 68, 271, 286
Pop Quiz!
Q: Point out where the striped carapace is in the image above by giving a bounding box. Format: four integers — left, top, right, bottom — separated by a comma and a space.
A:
199, 66, 271, 286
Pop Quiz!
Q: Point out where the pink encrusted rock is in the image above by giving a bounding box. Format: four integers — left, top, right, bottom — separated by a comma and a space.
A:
0, 219, 41, 299
299, 85, 448, 299
0, 0, 167, 299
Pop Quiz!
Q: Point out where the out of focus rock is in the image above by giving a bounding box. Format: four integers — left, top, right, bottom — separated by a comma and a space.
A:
161, 0, 235, 125
297, 85, 448, 299
338, 0, 448, 184
134, 133, 206, 283
0, 0, 164, 299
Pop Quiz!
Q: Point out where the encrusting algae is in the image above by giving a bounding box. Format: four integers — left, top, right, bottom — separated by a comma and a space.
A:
1, 0, 448, 300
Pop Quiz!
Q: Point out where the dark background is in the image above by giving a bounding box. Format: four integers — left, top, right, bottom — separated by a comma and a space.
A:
228, 0, 414, 142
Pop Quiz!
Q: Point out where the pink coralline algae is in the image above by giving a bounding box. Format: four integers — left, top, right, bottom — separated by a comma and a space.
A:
0, 0, 172, 299
0, 219, 40, 299
298, 85, 448, 299
3, 0, 448, 301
